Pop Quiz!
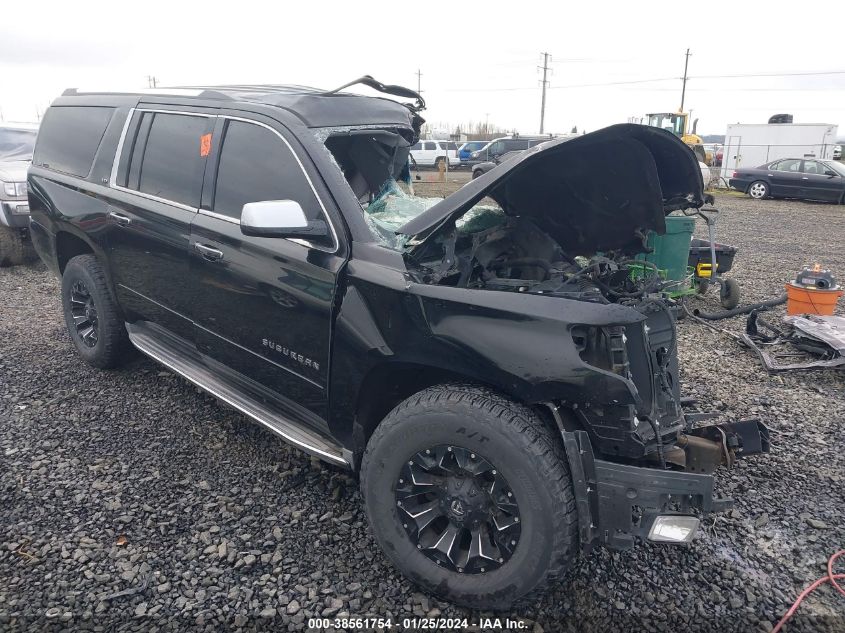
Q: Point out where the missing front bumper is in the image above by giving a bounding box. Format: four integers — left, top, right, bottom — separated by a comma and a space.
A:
561, 423, 769, 551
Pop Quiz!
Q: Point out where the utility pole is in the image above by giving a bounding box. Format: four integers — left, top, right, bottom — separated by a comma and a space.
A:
538, 52, 551, 134
415, 69, 422, 95
146, 75, 158, 89
680, 48, 691, 112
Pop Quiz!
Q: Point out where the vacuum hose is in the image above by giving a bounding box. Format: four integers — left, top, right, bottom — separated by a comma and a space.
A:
692, 294, 787, 320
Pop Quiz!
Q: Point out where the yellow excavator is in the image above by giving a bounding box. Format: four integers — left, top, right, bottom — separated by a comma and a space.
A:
645, 112, 708, 164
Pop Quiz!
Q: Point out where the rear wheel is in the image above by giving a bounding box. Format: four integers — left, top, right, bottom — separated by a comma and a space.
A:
361, 384, 578, 609
748, 181, 769, 199
61, 254, 132, 369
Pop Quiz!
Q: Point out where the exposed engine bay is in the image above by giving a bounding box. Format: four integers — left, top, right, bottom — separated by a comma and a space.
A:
407, 214, 667, 305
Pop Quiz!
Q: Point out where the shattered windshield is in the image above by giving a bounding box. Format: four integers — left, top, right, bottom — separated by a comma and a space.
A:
320, 126, 504, 250
363, 178, 504, 249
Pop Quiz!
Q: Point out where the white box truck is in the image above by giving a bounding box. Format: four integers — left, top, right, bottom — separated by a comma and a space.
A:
721, 123, 838, 179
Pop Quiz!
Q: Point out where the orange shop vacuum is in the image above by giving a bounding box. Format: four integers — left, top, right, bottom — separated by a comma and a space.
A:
785, 264, 842, 316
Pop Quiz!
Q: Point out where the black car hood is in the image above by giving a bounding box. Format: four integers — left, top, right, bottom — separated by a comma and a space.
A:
397, 123, 705, 255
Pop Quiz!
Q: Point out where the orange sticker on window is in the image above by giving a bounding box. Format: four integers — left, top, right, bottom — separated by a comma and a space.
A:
200, 133, 212, 157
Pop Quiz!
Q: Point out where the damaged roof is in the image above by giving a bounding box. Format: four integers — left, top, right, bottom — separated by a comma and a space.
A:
202, 85, 421, 128
65, 79, 423, 130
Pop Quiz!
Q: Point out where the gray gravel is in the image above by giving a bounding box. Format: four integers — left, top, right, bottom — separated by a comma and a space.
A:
1, 193, 844, 632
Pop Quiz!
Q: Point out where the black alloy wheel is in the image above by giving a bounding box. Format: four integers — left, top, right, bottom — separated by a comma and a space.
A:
68, 280, 99, 348
395, 444, 521, 574
61, 254, 132, 369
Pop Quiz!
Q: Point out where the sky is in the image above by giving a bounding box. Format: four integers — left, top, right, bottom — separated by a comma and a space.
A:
2, 0, 844, 137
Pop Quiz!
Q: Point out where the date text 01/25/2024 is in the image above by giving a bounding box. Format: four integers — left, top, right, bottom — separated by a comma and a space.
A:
308, 617, 531, 630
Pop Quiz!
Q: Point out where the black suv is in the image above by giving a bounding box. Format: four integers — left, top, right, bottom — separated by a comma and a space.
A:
28, 77, 768, 608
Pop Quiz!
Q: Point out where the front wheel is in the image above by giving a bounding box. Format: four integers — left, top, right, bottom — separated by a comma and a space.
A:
748, 180, 769, 199
61, 254, 133, 369
361, 384, 578, 609
472, 169, 483, 180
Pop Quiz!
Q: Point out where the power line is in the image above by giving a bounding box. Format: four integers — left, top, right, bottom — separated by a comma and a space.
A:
538, 52, 550, 134
693, 70, 845, 79
439, 69, 845, 93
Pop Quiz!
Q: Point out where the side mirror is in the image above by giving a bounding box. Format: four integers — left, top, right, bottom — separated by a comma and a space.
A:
240, 200, 328, 239
825, 171, 838, 177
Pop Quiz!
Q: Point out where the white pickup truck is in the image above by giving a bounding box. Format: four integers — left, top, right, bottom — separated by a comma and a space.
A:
409, 139, 461, 169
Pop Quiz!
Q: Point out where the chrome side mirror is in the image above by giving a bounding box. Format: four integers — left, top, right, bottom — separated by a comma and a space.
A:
240, 200, 328, 239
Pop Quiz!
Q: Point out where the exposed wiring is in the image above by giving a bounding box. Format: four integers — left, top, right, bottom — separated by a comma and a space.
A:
770, 550, 845, 633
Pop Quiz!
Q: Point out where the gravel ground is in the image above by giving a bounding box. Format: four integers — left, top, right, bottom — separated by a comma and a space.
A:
1, 193, 844, 632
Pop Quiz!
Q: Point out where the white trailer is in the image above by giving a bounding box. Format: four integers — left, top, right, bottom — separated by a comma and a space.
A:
721, 123, 838, 179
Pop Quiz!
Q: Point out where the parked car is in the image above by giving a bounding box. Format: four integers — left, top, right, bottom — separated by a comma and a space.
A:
409, 139, 460, 169
730, 158, 845, 202
0, 122, 39, 265
458, 140, 487, 162
29, 81, 768, 608
471, 150, 522, 179
834, 144, 842, 160
467, 135, 553, 165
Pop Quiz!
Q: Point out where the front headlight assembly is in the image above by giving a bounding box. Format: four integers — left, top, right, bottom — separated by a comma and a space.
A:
2, 181, 27, 197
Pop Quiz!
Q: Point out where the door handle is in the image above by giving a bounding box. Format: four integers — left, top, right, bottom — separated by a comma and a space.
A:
194, 242, 224, 261
802, 177, 809, 180
108, 211, 132, 226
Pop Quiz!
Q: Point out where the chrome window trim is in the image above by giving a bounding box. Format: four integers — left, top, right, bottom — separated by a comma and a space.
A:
198, 208, 238, 224
108, 107, 135, 187
218, 115, 339, 254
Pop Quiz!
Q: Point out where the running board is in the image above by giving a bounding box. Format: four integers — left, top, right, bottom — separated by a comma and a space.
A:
126, 323, 349, 468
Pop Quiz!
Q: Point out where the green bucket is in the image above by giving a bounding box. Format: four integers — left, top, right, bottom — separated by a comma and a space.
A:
638, 214, 695, 283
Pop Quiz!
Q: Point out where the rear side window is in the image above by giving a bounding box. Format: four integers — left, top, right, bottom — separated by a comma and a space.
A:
118, 112, 213, 208
423, 142, 436, 150
213, 120, 324, 224
775, 159, 801, 172
411, 142, 422, 150
134, 113, 209, 207
33, 106, 114, 177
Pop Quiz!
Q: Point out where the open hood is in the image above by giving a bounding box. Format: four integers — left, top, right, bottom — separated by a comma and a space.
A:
397, 124, 705, 256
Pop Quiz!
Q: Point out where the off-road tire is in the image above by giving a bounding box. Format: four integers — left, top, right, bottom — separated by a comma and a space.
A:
0, 226, 32, 267
360, 383, 578, 609
61, 254, 132, 369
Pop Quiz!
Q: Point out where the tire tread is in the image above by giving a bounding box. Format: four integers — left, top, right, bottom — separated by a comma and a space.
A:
62, 254, 132, 369
361, 383, 578, 601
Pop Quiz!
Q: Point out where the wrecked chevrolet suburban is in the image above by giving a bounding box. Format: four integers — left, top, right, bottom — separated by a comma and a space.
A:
28, 78, 769, 608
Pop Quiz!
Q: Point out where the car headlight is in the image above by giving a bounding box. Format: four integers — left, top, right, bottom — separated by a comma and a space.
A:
470, 151, 479, 158
2, 181, 26, 197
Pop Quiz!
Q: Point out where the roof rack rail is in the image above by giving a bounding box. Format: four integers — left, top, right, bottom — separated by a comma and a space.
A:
62, 87, 234, 100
